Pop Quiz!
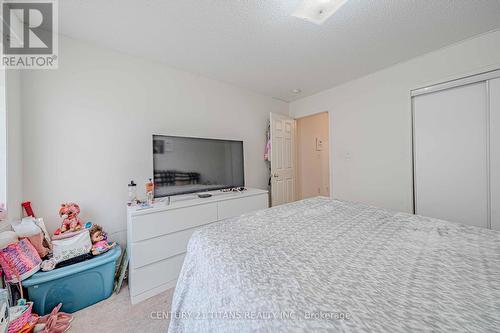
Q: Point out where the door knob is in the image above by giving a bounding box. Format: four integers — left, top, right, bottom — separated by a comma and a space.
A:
273, 173, 279, 178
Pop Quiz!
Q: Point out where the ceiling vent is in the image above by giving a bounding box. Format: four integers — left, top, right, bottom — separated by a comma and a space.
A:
292, 0, 348, 25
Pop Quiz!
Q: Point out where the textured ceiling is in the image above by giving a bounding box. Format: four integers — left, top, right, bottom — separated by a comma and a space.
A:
58, 0, 500, 102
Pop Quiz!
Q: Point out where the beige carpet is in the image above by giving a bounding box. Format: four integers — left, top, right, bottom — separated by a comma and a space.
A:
69, 285, 174, 332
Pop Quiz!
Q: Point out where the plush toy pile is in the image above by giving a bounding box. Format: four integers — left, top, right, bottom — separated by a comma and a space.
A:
43, 202, 116, 271
0, 201, 117, 333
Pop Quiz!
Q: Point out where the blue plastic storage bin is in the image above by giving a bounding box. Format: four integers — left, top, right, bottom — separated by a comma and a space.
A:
23, 245, 121, 315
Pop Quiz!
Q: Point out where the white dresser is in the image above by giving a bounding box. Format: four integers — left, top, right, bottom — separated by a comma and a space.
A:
126, 188, 268, 304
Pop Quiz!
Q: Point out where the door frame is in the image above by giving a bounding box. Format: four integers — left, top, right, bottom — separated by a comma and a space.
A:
293, 110, 333, 200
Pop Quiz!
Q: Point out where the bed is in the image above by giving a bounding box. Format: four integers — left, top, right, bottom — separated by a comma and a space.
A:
168, 197, 500, 332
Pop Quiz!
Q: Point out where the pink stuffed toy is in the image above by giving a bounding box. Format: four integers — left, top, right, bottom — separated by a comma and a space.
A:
58, 203, 83, 234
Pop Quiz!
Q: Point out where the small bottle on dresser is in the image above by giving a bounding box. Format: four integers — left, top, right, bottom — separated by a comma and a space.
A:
146, 178, 154, 205
127, 180, 137, 206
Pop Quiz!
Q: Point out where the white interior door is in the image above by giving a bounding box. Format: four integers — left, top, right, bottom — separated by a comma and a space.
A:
413, 82, 488, 228
270, 113, 296, 206
490, 78, 500, 231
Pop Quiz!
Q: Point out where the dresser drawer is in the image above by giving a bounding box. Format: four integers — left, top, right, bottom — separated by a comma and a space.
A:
218, 194, 268, 220
130, 253, 185, 296
130, 203, 218, 242
130, 227, 199, 269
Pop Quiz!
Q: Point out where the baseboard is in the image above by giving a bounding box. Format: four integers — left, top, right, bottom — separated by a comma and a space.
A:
129, 279, 177, 305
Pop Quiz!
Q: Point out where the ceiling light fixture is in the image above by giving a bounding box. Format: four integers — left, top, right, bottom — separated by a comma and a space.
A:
292, 0, 348, 25
291, 89, 302, 94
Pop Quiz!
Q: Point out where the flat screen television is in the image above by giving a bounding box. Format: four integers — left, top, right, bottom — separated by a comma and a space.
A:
153, 135, 244, 197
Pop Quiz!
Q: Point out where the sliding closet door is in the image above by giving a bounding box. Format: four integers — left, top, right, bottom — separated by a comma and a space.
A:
414, 82, 488, 227
491, 78, 500, 231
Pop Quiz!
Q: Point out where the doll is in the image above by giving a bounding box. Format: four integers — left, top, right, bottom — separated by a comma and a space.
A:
89, 224, 116, 255
57, 203, 83, 234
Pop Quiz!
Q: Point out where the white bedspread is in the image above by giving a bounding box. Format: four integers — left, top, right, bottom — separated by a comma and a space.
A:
168, 197, 500, 332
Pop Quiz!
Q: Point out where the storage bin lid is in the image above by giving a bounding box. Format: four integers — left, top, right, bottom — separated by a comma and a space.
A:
22, 246, 121, 286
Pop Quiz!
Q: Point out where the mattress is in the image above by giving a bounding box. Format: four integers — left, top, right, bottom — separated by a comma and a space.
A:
168, 197, 500, 332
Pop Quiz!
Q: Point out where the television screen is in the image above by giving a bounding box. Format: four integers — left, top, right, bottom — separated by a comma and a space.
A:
153, 135, 244, 197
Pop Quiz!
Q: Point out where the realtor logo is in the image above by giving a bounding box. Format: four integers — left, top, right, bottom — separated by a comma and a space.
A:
1, 0, 58, 69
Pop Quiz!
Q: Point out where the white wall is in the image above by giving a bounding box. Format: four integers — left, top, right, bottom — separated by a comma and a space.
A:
21, 36, 288, 243
6, 70, 22, 222
0, 70, 6, 217
290, 29, 500, 213
3, 13, 24, 224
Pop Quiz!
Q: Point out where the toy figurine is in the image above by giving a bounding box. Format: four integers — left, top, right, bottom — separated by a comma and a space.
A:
56, 203, 83, 234
89, 224, 116, 255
